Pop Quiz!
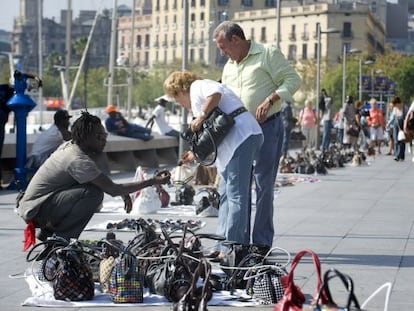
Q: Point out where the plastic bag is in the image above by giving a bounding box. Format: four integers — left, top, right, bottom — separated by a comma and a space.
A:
131, 171, 161, 215
131, 166, 145, 201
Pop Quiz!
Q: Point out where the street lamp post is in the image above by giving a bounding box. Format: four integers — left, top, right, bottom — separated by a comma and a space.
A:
358, 58, 362, 101
342, 45, 346, 107
179, 0, 189, 157
358, 59, 373, 102
316, 24, 339, 149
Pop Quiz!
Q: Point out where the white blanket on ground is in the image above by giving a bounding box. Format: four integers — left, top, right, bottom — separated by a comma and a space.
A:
22, 272, 256, 308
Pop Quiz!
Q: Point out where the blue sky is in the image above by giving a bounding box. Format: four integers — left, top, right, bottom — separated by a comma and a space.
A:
0, 0, 132, 32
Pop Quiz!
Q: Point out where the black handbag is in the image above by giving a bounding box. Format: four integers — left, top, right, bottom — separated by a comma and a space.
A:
145, 226, 198, 302
347, 125, 360, 137
181, 106, 246, 166
172, 257, 213, 311
309, 268, 363, 311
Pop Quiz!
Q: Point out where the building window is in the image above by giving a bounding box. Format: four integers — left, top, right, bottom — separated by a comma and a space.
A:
164, 0, 169, 10
200, 12, 205, 21
172, 33, 177, 46
191, 0, 196, 7
250, 28, 255, 41
190, 48, 195, 62
191, 13, 196, 22
218, 11, 227, 22
136, 35, 141, 48
155, 0, 160, 11
145, 51, 149, 66
265, 0, 275, 6
302, 44, 307, 60
302, 23, 309, 40
200, 0, 206, 6
288, 45, 297, 61
120, 36, 125, 49
371, 0, 377, 14
173, 0, 177, 9
199, 48, 204, 61
242, 0, 253, 6
145, 34, 150, 48
343, 22, 352, 38
218, 0, 229, 6
261, 27, 266, 43
289, 25, 296, 41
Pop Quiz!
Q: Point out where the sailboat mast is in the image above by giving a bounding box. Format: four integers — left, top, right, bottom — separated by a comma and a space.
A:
64, 0, 72, 109
107, 0, 118, 107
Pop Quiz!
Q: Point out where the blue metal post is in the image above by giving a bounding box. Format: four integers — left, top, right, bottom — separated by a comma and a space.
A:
6, 71, 39, 190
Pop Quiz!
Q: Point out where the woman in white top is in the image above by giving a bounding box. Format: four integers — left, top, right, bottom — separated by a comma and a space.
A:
164, 70, 263, 255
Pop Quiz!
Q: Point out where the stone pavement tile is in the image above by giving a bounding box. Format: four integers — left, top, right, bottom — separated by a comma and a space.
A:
0, 153, 413, 310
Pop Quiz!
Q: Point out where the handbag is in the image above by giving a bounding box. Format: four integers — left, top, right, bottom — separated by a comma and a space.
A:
274, 249, 330, 311
172, 257, 213, 311
397, 130, 406, 142
181, 106, 246, 166
145, 226, 197, 302
244, 247, 290, 305
245, 247, 291, 305
108, 252, 144, 303
52, 241, 95, 301
304, 268, 363, 311
407, 111, 414, 131
26, 236, 70, 281
221, 243, 267, 292
108, 234, 146, 303
347, 126, 360, 138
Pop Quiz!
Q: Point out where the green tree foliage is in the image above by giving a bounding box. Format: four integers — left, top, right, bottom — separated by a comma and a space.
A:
312, 50, 414, 112
35, 50, 414, 113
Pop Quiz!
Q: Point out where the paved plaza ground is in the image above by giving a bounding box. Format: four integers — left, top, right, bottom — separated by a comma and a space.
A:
0, 150, 413, 310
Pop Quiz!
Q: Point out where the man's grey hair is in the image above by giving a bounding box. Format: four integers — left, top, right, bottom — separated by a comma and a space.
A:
213, 21, 246, 41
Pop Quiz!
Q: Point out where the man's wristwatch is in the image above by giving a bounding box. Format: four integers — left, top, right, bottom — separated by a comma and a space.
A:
267, 97, 274, 106
200, 111, 207, 118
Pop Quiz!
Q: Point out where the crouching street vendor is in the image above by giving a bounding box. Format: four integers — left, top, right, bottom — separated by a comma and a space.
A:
17, 111, 171, 250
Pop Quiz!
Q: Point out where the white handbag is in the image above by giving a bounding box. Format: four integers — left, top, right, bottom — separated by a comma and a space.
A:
397, 130, 406, 142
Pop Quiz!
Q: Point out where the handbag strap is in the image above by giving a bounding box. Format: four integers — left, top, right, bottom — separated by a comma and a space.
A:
285, 249, 330, 305
187, 257, 211, 302
26, 236, 69, 262
316, 268, 361, 310
229, 106, 247, 118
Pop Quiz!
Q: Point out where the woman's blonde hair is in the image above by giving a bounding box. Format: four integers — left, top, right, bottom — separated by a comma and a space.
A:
163, 70, 200, 98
